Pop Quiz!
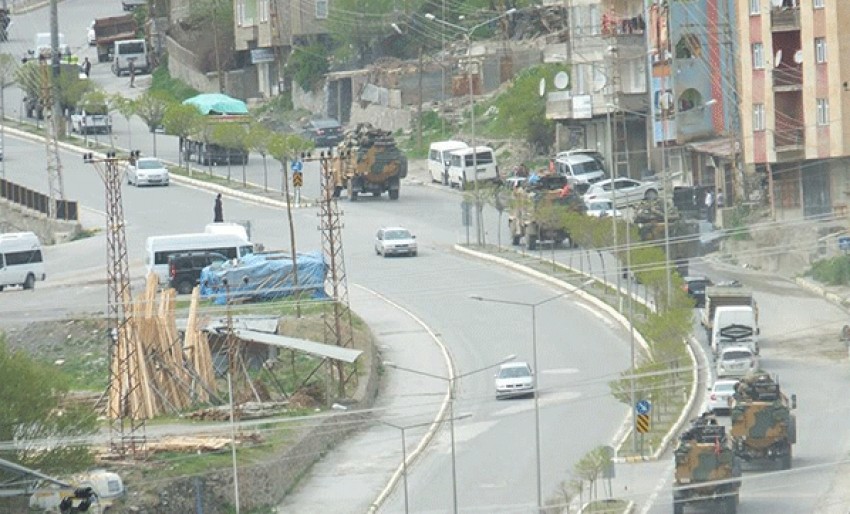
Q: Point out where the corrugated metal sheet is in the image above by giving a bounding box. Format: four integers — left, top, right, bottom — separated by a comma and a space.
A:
233, 329, 363, 363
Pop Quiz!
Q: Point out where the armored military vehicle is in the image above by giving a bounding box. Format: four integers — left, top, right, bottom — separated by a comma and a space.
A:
634, 197, 700, 277
673, 415, 741, 514
507, 174, 585, 250
331, 123, 407, 201
730, 372, 796, 470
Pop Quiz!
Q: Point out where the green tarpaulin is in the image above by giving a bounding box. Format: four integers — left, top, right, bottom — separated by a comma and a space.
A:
183, 93, 249, 115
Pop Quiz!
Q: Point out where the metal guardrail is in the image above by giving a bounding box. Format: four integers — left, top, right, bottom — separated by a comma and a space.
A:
0, 178, 78, 221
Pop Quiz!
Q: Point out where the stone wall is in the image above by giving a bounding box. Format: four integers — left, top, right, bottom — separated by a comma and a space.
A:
165, 37, 257, 99
0, 199, 81, 244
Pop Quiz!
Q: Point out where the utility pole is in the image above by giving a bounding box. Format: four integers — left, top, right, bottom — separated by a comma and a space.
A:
84, 150, 146, 457
282, 157, 301, 318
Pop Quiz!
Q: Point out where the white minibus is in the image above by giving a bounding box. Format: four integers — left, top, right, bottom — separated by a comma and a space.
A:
0, 232, 46, 291
428, 140, 469, 184
446, 146, 499, 189
145, 233, 253, 285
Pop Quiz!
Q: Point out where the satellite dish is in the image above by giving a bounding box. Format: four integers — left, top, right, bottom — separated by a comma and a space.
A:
774, 49, 783, 67
593, 73, 607, 92
554, 71, 570, 90
539, 78, 546, 97
793, 49, 803, 64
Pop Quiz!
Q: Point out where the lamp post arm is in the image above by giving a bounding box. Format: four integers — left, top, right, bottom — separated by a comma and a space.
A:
384, 362, 450, 383
456, 354, 517, 380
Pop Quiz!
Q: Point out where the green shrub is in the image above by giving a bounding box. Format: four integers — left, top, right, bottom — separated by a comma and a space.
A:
810, 255, 850, 285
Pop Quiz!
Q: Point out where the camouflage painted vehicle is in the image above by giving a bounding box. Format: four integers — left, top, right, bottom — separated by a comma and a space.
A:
673, 417, 741, 514
730, 372, 797, 469
508, 174, 585, 250
331, 123, 408, 201
634, 198, 700, 276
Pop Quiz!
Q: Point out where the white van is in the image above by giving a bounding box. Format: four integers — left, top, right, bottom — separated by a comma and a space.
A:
447, 146, 499, 189
145, 233, 253, 285
553, 154, 606, 185
0, 232, 46, 291
205, 222, 249, 242
112, 39, 149, 76
711, 305, 759, 356
428, 140, 469, 184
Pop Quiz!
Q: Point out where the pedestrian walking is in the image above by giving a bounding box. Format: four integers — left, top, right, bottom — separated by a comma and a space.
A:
128, 58, 136, 88
705, 190, 715, 223
717, 189, 725, 209
82, 57, 91, 78
213, 194, 224, 222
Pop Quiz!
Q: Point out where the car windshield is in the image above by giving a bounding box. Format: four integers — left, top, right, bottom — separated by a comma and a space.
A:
571, 159, 603, 175
499, 366, 530, 379
137, 160, 163, 170
714, 382, 736, 393
723, 351, 752, 360
384, 230, 411, 240
589, 202, 612, 211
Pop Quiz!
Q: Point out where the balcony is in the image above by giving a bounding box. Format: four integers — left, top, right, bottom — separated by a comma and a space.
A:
773, 65, 802, 90
770, 6, 800, 32
775, 125, 804, 154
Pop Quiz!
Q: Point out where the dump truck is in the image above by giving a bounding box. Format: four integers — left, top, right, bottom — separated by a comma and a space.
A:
508, 174, 585, 251
730, 372, 796, 470
331, 123, 408, 201
91, 14, 137, 63
673, 416, 741, 514
701, 285, 758, 348
633, 197, 700, 277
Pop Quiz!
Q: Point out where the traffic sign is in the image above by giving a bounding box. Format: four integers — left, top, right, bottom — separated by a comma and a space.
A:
636, 399, 651, 415
292, 171, 303, 187
636, 414, 650, 434
291, 160, 303, 172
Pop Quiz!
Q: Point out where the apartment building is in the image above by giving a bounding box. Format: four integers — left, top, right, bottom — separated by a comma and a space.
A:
233, 0, 329, 99
545, 0, 737, 187
737, 0, 850, 220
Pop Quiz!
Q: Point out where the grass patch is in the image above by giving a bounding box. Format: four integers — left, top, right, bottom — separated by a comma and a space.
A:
70, 227, 99, 241
809, 254, 850, 286
149, 57, 200, 102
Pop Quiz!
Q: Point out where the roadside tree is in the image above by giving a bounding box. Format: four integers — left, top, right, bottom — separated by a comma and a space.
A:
162, 103, 203, 170
134, 91, 172, 156
210, 122, 249, 183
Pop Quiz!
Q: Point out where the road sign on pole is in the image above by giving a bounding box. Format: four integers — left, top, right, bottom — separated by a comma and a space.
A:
636, 414, 650, 434
291, 160, 303, 172
292, 171, 303, 187
636, 399, 651, 415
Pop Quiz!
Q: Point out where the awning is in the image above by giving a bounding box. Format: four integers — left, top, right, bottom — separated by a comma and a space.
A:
176, 315, 279, 334
685, 138, 739, 160
233, 329, 363, 363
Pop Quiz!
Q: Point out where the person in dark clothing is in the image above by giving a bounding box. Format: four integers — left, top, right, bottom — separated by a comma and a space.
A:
213, 194, 224, 222
82, 57, 91, 78
128, 58, 136, 88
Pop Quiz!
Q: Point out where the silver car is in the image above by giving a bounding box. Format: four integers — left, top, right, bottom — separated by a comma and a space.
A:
126, 157, 170, 187
375, 227, 417, 257
706, 378, 738, 415
716, 347, 758, 378
583, 177, 660, 207
494, 361, 535, 399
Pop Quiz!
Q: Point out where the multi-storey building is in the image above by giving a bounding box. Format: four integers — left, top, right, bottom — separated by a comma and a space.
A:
736, 0, 850, 220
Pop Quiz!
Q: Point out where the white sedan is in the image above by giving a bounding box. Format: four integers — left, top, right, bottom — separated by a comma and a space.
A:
706, 378, 738, 415
494, 361, 535, 399
375, 227, 417, 257
583, 177, 660, 207
126, 157, 170, 187
585, 199, 622, 218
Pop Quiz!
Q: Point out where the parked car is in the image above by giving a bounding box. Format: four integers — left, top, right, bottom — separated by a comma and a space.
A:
583, 177, 660, 207
683, 276, 713, 307
168, 251, 228, 294
706, 378, 738, 415
375, 227, 417, 257
584, 199, 622, 218
716, 347, 758, 378
300, 118, 343, 148
494, 361, 535, 399
126, 157, 169, 187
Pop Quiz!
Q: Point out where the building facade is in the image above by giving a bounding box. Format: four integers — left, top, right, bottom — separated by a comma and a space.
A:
736, 0, 850, 220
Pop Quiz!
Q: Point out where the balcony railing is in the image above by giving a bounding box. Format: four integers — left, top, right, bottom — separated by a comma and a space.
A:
771, 6, 800, 31
775, 126, 804, 151
773, 65, 802, 88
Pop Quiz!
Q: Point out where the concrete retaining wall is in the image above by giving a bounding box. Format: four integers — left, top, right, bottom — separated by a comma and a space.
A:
0, 199, 81, 244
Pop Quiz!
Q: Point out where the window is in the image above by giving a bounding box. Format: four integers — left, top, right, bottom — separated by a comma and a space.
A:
237, 0, 245, 26
753, 104, 765, 131
750, 0, 759, 15
814, 0, 824, 8
259, 0, 269, 22
4, 250, 43, 266
817, 99, 829, 125
315, 0, 328, 19
752, 43, 764, 69
815, 38, 827, 63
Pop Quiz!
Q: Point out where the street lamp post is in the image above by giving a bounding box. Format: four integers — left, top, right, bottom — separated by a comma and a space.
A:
469, 279, 593, 511
383, 354, 516, 513
425, 9, 515, 246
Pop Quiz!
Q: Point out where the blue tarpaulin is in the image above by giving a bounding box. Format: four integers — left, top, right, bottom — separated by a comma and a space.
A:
200, 251, 327, 304
183, 93, 249, 115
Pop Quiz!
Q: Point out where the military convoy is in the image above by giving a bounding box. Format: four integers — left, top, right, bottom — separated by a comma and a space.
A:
331, 123, 407, 201
729, 372, 797, 470
507, 174, 585, 250
633, 197, 700, 277
673, 416, 741, 514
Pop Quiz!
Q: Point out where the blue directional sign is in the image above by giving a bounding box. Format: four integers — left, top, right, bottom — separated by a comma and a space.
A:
291, 160, 303, 172
635, 399, 651, 415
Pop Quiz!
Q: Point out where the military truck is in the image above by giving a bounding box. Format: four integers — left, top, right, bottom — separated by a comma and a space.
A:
331, 123, 407, 201
633, 198, 700, 277
508, 174, 585, 250
730, 372, 796, 470
673, 416, 741, 514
